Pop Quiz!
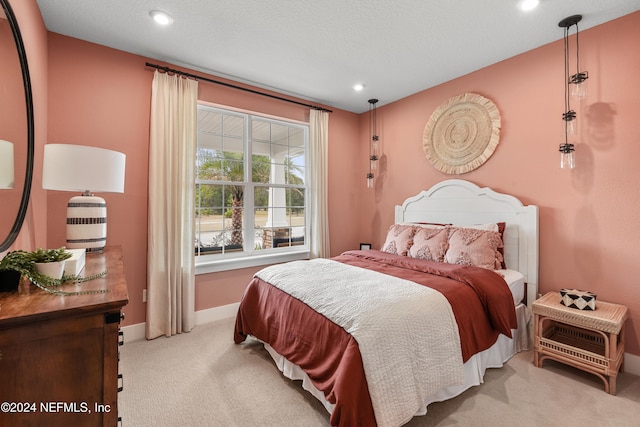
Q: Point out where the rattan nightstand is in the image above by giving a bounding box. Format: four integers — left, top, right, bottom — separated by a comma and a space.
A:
532, 291, 628, 395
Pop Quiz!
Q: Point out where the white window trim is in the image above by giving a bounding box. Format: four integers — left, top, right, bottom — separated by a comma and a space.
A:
195, 248, 310, 274
195, 104, 310, 274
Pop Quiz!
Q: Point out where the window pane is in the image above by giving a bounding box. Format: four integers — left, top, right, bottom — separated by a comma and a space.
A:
252, 187, 305, 251
270, 122, 289, 143
196, 148, 218, 180
195, 183, 245, 255
198, 108, 245, 183
252, 120, 271, 143
288, 187, 305, 243
198, 108, 222, 148
198, 110, 244, 149
253, 140, 270, 156
254, 186, 269, 210
223, 157, 244, 182
289, 126, 305, 148
256, 224, 304, 250
251, 153, 270, 184
286, 151, 305, 185
254, 215, 305, 250
287, 188, 305, 211
223, 114, 245, 138
289, 205, 306, 247
251, 119, 307, 185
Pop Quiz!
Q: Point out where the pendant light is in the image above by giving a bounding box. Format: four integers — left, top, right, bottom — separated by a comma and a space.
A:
558, 14, 588, 169
367, 99, 379, 188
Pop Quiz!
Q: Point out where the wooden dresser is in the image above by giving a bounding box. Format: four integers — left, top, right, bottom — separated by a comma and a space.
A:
0, 246, 129, 427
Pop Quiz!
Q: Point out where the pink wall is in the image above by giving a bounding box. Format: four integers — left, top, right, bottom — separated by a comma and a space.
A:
11, 1, 640, 356
47, 35, 152, 325
360, 12, 640, 355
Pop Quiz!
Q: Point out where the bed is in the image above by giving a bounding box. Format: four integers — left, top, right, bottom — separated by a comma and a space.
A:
234, 179, 539, 426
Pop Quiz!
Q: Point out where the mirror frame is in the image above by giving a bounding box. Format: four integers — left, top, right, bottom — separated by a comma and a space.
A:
0, 0, 34, 252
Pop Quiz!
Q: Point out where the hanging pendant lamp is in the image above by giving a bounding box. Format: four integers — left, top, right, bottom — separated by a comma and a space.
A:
558, 14, 588, 169
367, 99, 379, 188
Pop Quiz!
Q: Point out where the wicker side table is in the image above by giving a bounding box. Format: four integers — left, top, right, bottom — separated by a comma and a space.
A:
532, 291, 628, 395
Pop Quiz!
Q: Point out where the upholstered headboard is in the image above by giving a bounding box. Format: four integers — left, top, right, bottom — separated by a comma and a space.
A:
395, 179, 539, 307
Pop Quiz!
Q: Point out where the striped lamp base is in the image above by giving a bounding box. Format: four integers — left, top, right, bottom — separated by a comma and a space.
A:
66, 194, 108, 252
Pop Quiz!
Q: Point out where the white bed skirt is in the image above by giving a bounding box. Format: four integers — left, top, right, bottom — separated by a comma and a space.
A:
258, 303, 531, 419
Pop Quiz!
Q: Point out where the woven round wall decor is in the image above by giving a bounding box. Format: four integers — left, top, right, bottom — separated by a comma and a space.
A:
423, 93, 501, 174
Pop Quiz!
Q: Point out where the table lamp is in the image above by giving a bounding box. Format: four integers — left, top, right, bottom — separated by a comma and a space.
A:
42, 144, 126, 252
0, 140, 14, 189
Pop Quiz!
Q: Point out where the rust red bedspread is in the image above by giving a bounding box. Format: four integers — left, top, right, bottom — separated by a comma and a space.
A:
234, 250, 517, 426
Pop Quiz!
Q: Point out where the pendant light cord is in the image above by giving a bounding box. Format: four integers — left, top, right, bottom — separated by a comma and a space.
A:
564, 26, 571, 144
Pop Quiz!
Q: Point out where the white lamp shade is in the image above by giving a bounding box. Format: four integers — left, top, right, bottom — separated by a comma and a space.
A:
0, 140, 14, 189
42, 144, 126, 193
42, 144, 126, 252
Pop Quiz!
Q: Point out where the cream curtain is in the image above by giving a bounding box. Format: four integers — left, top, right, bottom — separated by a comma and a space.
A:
309, 109, 330, 259
146, 71, 198, 339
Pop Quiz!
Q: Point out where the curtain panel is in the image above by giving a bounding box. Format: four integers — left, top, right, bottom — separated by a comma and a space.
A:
146, 71, 198, 339
309, 109, 330, 259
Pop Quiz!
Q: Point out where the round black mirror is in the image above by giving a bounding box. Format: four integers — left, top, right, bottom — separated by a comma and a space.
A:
0, 0, 34, 252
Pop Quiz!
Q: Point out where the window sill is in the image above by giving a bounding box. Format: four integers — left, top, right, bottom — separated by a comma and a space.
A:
195, 249, 310, 275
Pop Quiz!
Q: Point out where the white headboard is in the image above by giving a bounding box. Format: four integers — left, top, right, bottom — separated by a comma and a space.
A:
395, 179, 539, 307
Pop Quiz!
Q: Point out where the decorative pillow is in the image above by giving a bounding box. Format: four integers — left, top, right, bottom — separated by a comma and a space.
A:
408, 226, 449, 262
452, 222, 507, 268
445, 227, 504, 270
381, 224, 415, 256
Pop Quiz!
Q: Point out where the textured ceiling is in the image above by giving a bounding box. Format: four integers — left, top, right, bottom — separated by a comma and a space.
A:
35, 0, 640, 113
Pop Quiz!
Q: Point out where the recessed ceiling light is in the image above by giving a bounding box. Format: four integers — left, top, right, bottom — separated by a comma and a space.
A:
353, 83, 365, 91
520, 0, 539, 11
150, 10, 174, 25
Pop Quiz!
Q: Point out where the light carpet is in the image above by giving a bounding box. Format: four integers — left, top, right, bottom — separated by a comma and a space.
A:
119, 317, 639, 426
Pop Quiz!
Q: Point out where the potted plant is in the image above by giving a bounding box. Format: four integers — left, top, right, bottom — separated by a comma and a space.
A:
1, 247, 107, 296
27, 247, 72, 281
0, 250, 32, 292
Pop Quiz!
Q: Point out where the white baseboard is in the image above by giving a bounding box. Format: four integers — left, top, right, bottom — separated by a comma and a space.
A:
121, 302, 240, 343
625, 352, 640, 376
195, 302, 240, 325
120, 303, 640, 377
121, 322, 146, 343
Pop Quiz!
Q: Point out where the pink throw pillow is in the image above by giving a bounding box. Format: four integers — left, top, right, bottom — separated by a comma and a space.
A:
381, 224, 415, 256
445, 227, 504, 270
408, 226, 449, 262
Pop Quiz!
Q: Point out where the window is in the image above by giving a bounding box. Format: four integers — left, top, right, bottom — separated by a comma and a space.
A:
195, 104, 310, 273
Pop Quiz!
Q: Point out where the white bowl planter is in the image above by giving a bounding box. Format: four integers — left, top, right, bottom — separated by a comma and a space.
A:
34, 260, 66, 280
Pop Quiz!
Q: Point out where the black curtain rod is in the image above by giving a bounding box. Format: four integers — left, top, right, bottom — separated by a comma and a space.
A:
146, 62, 332, 113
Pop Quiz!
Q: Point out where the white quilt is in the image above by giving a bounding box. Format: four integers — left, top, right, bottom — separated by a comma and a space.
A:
255, 258, 464, 427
